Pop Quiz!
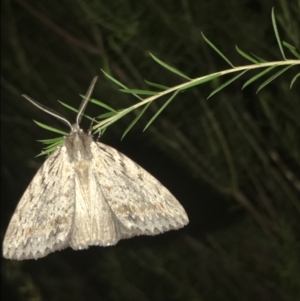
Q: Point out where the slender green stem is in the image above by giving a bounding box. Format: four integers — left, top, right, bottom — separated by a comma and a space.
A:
93, 60, 299, 131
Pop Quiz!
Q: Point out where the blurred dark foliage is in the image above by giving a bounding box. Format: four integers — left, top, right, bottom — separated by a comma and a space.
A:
1, 0, 299, 300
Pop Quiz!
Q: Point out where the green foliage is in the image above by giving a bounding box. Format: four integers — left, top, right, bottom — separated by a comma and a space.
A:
36, 10, 299, 152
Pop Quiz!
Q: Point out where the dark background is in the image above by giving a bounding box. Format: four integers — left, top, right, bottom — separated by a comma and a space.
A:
1, 0, 299, 300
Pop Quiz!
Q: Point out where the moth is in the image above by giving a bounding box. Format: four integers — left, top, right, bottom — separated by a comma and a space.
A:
3, 77, 189, 260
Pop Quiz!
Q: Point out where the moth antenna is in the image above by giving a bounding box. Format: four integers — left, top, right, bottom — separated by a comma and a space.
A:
22, 94, 73, 130
96, 129, 102, 141
76, 76, 98, 126
88, 118, 95, 135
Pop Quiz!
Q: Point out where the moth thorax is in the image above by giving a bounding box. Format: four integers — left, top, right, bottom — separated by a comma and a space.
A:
65, 129, 93, 161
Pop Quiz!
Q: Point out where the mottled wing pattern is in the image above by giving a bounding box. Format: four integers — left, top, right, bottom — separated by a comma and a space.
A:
90, 141, 189, 240
3, 147, 75, 260
69, 159, 121, 249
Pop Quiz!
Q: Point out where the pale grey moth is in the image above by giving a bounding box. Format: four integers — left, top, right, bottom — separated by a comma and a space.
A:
3, 77, 189, 260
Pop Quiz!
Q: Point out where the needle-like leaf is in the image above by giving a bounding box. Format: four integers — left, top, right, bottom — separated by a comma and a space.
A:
149, 53, 191, 80
202, 32, 234, 67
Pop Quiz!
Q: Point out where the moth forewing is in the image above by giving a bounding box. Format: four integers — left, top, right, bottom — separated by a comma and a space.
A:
3, 147, 75, 260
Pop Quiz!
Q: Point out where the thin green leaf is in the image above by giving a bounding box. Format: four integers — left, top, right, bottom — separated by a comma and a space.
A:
250, 53, 267, 63
201, 33, 234, 67
36, 151, 47, 157
282, 41, 300, 59
37, 137, 64, 144
33, 120, 68, 135
97, 111, 117, 119
208, 70, 248, 99
144, 91, 179, 131
43, 140, 64, 150
40, 146, 60, 156
102, 69, 142, 100
58, 101, 93, 121
179, 73, 221, 91
282, 41, 295, 49
119, 89, 158, 95
94, 108, 135, 132
36, 140, 64, 157
149, 53, 191, 80
144, 80, 169, 90
90, 98, 117, 112
101, 69, 128, 89
122, 101, 152, 140
242, 66, 277, 89
271, 8, 286, 60
58, 100, 78, 113
235, 46, 259, 63
290, 73, 300, 88
257, 65, 292, 93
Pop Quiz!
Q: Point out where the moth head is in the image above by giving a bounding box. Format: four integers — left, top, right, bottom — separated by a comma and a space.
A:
70, 123, 84, 134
